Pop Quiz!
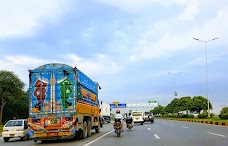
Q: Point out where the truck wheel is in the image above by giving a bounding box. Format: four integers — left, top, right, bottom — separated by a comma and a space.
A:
76, 130, 82, 140
87, 120, 92, 137
140, 122, 144, 125
95, 122, 100, 133
82, 121, 88, 139
3, 137, 9, 142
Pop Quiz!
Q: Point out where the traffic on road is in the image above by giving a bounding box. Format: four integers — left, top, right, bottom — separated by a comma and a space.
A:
1, 119, 227, 146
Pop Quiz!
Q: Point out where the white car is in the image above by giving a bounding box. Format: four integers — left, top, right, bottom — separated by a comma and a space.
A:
131, 111, 144, 125
2, 119, 29, 142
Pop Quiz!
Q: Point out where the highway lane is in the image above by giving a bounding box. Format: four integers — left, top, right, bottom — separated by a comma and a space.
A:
86, 123, 162, 146
0, 123, 114, 146
150, 119, 228, 146
84, 119, 228, 146
1, 119, 227, 146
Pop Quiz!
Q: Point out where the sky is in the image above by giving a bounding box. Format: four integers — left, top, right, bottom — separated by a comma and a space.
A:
0, 0, 227, 114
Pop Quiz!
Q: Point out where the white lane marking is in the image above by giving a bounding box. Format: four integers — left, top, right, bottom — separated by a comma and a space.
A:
208, 132, 226, 137
83, 129, 115, 146
148, 128, 151, 130
182, 126, 189, 128
170, 123, 174, 125
145, 125, 147, 126
163, 122, 166, 124
154, 134, 160, 139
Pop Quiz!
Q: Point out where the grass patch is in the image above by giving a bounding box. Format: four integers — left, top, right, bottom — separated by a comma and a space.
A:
156, 117, 228, 123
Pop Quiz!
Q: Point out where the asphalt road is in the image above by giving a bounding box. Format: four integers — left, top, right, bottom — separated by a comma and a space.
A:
1, 119, 228, 146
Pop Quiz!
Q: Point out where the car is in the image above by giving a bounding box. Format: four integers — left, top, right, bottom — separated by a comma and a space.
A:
143, 112, 154, 123
2, 119, 29, 142
131, 111, 144, 125
103, 116, 111, 123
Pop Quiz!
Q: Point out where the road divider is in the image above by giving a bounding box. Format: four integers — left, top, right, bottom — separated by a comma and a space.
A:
156, 118, 228, 127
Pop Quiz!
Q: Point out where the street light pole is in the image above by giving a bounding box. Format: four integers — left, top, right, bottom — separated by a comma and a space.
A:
193, 37, 218, 118
168, 72, 181, 98
161, 85, 167, 106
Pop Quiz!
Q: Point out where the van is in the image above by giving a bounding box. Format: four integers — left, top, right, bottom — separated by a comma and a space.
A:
2, 119, 29, 142
143, 111, 154, 123
131, 111, 144, 125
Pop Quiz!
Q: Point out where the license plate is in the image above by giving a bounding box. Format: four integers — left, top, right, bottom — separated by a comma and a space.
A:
10, 134, 15, 137
47, 132, 58, 136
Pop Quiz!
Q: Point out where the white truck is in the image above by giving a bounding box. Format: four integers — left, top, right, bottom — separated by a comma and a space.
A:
100, 101, 111, 123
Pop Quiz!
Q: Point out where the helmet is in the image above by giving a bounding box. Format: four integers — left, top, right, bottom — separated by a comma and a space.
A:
116, 110, 120, 114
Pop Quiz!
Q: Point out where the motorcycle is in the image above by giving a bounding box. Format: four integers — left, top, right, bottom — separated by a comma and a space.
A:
126, 118, 133, 130
114, 118, 122, 137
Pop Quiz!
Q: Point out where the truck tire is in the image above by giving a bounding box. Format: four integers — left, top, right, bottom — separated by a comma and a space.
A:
140, 122, 144, 125
95, 122, 100, 133
87, 120, 92, 137
82, 121, 88, 139
76, 130, 82, 140
3, 137, 9, 142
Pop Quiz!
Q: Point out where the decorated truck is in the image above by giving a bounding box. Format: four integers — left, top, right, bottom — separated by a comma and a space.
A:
27, 63, 102, 142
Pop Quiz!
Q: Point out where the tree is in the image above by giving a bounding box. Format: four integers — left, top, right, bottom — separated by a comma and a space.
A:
166, 98, 181, 113
0, 70, 25, 124
219, 107, 228, 119
178, 96, 192, 112
189, 96, 212, 114
2, 90, 28, 123
152, 105, 165, 115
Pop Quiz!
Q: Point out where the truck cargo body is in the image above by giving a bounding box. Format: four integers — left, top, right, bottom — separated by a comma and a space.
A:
27, 63, 101, 141
100, 102, 111, 123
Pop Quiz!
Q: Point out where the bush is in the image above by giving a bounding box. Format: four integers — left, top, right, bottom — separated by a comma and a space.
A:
198, 113, 208, 119
210, 113, 214, 118
219, 107, 228, 119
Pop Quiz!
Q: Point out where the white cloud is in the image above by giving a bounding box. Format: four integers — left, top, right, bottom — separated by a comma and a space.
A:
128, 3, 228, 63
178, 3, 199, 21
65, 53, 124, 76
0, 0, 72, 38
0, 55, 51, 89
98, 0, 177, 13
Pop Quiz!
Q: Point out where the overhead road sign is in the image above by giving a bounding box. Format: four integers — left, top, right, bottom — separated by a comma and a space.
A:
110, 103, 126, 108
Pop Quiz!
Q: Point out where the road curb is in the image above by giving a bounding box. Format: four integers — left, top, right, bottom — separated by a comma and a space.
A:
157, 118, 228, 127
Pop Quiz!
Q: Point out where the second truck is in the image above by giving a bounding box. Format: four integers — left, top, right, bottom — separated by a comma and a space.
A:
27, 63, 102, 142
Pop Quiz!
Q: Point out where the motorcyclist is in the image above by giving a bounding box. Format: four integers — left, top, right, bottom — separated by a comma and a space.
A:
126, 113, 134, 128
114, 110, 124, 132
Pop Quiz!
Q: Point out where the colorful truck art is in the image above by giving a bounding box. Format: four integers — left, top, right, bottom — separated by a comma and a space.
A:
28, 63, 102, 141
30, 73, 74, 113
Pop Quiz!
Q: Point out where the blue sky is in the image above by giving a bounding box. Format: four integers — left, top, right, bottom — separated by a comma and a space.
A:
0, 0, 228, 114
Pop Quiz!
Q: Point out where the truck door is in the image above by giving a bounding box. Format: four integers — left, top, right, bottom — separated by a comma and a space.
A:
29, 69, 75, 115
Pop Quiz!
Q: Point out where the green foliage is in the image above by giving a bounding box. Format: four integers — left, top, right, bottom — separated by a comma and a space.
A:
152, 105, 165, 115
198, 112, 208, 119
189, 96, 212, 114
0, 70, 26, 124
219, 107, 228, 119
